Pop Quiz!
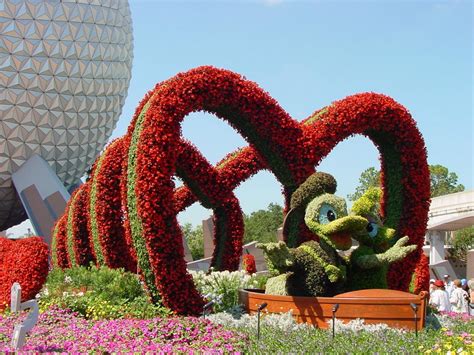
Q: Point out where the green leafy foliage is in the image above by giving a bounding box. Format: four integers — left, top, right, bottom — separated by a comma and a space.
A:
350, 187, 382, 222
450, 226, 474, 263
243, 203, 283, 244
264, 273, 293, 295
89, 153, 106, 265
347, 167, 381, 202
429, 164, 465, 197
182, 223, 204, 260
349, 164, 465, 202
38, 265, 171, 319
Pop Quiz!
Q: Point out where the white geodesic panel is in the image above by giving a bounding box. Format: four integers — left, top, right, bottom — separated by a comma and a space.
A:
0, 0, 133, 230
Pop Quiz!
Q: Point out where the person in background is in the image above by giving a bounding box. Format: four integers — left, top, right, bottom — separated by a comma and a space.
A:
429, 279, 436, 295
468, 279, 474, 316
461, 279, 469, 293
444, 274, 454, 296
449, 279, 469, 313
429, 280, 451, 312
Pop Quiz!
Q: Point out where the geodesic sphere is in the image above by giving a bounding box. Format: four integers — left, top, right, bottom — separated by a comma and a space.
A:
0, 0, 133, 230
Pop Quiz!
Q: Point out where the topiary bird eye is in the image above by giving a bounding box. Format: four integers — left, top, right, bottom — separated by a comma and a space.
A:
327, 210, 336, 221
318, 204, 337, 224
366, 222, 379, 238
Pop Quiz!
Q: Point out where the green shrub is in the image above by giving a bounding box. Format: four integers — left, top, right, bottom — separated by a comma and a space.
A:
38, 265, 171, 319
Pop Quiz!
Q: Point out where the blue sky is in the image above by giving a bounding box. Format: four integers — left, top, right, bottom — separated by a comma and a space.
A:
114, 0, 472, 226
8, 0, 473, 235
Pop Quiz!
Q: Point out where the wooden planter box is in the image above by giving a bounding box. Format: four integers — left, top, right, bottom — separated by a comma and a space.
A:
239, 288, 428, 330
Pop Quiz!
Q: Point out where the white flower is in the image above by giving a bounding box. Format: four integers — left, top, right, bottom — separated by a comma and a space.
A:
64, 276, 72, 284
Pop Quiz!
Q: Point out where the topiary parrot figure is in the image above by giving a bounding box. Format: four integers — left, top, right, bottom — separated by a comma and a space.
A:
345, 187, 417, 291
258, 172, 368, 297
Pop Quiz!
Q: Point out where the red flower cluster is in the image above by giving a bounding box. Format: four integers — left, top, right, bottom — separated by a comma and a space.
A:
413, 252, 430, 294
0, 237, 49, 310
242, 252, 257, 275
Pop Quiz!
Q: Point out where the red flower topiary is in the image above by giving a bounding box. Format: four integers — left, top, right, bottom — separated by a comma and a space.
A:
242, 250, 257, 275
88, 138, 136, 272
0, 237, 49, 311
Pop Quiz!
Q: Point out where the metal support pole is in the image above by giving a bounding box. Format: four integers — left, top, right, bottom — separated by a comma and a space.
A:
257, 302, 267, 341
332, 303, 339, 339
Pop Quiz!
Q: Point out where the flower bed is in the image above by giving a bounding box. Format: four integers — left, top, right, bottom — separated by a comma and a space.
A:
0, 307, 248, 353
212, 309, 474, 353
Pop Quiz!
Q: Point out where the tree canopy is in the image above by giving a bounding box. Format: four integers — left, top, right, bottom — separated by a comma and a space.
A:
429, 164, 465, 197
243, 203, 283, 244
348, 164, 465, 201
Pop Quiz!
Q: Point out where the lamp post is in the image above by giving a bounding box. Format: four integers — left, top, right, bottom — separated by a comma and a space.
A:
332, 303, 340, 339
410, 303, 418, 337
257, 302, 268, 341
202, 300, 215, 319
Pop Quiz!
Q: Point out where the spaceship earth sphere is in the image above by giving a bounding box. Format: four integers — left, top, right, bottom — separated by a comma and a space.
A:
0, 0, 133, 230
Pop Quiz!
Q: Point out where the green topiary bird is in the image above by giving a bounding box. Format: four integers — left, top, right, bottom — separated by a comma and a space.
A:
258, 172, 368, 297
345, 187, 417, 290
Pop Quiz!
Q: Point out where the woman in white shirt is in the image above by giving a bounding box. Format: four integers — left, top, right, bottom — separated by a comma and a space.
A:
429, 280, 451, 312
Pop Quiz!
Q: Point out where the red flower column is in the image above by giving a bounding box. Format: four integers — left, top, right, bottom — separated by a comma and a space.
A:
88, 138, 136, 272
68, 183, 95, 266
52, 212, 71, 269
